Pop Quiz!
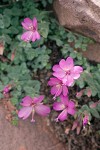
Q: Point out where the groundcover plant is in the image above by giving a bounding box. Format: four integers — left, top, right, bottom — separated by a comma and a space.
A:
0, 0, 100, 135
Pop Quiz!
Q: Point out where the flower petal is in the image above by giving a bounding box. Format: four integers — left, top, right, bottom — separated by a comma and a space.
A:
53, 71, 65, 79
66, 75, 74, 86
62, 85, 68, 96
33, 17, 37, 29
60, 95, 69, 106
35, 104, 50, 116
51, 85, 62, 96
52, 65, 62, 72
57, 109, 68, 121
65, 57, 74, 70
18, 106, 32, 120
68, 101, 76, 115
32, 33, 37, 42
35, 31, 40, 40
21, 22, 29, 30
21, 96, 32, 106
48, 78, 61, 86
73, 66, 83, 79
68, 108, 76, 115
24, 18, 33, 27
59, 59, 68, 71
53, 102, 65, 111
68, 100, 75, 108
21, 31, 33, 42
33, 95, 44, 104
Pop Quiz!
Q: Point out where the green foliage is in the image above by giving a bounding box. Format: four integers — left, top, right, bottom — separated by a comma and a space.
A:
0, 0, 100, 127
77, 102, 100, 122
40, 0, 53, 7
0, 0, 51, 103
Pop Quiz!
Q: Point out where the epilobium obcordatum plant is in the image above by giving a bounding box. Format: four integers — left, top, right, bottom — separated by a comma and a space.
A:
0, 0, 100, 133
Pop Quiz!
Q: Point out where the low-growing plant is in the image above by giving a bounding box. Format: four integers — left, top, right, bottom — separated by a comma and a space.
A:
0, 0, 100, 135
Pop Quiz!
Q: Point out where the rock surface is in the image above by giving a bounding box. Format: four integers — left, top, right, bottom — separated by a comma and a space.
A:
0, 106, 66, 150
53, 0, 100, 43
83, 43, 100, 63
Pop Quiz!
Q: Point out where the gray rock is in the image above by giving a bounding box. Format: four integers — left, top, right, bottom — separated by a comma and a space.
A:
53, 0, 100, 43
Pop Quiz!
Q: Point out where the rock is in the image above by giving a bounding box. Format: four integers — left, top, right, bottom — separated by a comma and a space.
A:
0, 106, 66, 150
53, 0, 100, 43
83, 43, 100, 63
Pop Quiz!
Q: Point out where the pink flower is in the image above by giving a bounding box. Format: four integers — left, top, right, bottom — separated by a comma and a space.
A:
48, 77, 68, 100
53, 95, 76, 122
3, 85, 11, 94
52, 57, 83, 86
21, 17, 40, 42
18, 95, 50, 122
83, 114, 89, 126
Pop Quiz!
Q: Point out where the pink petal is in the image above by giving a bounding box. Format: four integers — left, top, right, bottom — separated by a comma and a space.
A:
51, 85, 62, 96
18, 106, 32, 120
59, 59, 69, 71
68, 100, 75, 108
57, 109, 68, 121
34, 31, 40, 40
33, 95, 44, 104
21, 22, 29, 30
68, 101, 76, 115
33, 17, 37, 29
62, 85, 68, 96
35, 104, 50, 116
21, 31, 33, 42
68, 108, 76, 115
65, 75, 74, 86
24, 18, 33, 27
52, 65, 62, 72
21, 96, 32, 106
60, 95, 69, 106
48, 78, 61, 86
53, 71, 65, 79
32, 33, 37, 42
65, 57, 74, 70
53, 102, 65, 111
73, 66, 83, 79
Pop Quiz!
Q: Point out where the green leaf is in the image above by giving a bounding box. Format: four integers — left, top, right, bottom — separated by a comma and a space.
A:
3, 34, 12, 44
8, 26, 19, 34
90, 108, 100, 118
11, 98, 18, 106
3, 9, 12, 16
0, 14, 4, 28
0, 82, 3, 92
39, 21, 49, 38
97, 103, 100, 112
81, 105, 90, 111
3, 15, 11, 28
11, 117, 18, 126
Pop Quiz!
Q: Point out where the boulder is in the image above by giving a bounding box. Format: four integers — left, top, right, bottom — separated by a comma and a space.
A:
53, 0, 100, 43
0, 106, 66, 150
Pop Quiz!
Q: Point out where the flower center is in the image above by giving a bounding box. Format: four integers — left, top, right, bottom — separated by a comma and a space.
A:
62, 104, 66, 109
28, 25, 36, 32
56, 84, 61, 88
66, 70, 71, 75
